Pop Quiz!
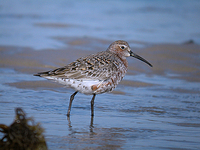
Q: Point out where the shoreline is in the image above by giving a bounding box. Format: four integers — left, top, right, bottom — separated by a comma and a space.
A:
1, 39, 200, 94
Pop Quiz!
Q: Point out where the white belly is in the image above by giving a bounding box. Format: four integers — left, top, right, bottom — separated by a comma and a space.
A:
45, 77, 101, 95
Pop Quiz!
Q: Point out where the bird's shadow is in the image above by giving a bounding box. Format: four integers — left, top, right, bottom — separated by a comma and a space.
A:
67, 116, 94, 134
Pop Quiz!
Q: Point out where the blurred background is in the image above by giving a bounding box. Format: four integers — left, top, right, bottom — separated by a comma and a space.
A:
1, 0, 200, 49
0, 0, 200, 150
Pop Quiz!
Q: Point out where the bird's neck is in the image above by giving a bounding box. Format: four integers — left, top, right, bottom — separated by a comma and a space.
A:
117, 54, 128, 68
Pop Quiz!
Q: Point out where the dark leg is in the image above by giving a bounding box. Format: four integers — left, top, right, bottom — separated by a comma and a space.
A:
91, 94, 96, 117
90, 115, 94, 133
67, 91, 78, 117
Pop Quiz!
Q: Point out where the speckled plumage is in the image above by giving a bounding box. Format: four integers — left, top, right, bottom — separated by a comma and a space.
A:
34, 40, 152, 116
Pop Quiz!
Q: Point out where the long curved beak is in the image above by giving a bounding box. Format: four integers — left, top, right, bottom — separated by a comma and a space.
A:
130, 51, 153, 67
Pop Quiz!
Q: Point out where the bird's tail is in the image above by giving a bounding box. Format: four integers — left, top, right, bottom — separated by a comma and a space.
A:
33, 71, 51, 77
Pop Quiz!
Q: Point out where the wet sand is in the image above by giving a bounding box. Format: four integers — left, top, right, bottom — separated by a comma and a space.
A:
1, 1, 200, 149
0, 37, 200, 150
1, 37, 199, 89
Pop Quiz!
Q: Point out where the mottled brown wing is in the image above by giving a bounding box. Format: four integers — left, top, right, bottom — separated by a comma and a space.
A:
35, 51, 121, 81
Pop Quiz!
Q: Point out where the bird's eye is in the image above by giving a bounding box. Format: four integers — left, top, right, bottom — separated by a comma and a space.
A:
120, 46, 125, 49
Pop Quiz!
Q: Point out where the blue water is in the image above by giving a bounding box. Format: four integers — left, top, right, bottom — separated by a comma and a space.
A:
0, 67, 200, 149
0, 0, 200, 49
0, 1, 200, 150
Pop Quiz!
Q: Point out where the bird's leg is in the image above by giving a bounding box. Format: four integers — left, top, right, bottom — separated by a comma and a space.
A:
90, 115, 94, 133
91, 94, 96, 116
67, 91, 78, 117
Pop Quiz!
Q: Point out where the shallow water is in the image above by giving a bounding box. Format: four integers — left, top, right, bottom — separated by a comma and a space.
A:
0, 66, 200, 149
1, 0, 200, 150
1, 0, 200, 49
